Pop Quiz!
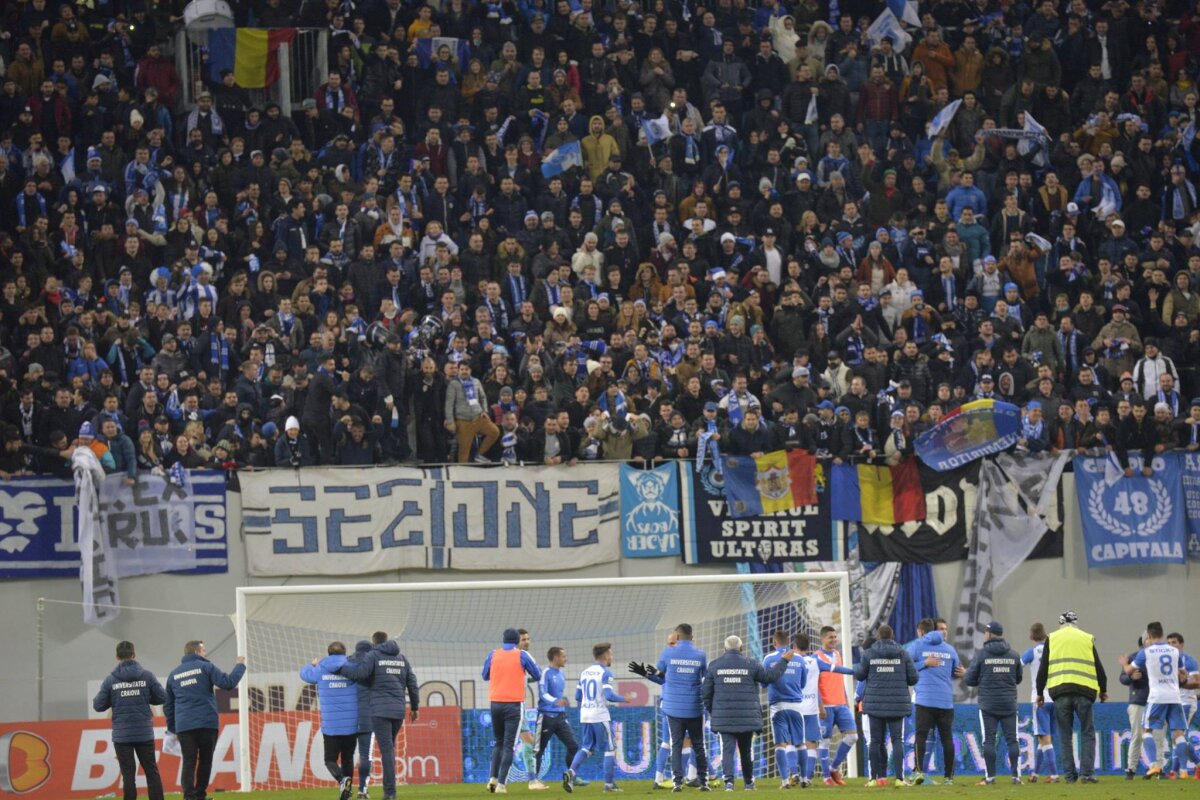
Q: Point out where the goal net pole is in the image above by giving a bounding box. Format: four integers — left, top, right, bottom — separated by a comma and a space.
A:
235, 572, 852, 793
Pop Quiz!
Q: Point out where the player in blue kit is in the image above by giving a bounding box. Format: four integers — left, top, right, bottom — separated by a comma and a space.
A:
1020, 623, 1059, 783
532, 646, 579, 789
564, 643, 627, 794
763, 629, 810, 790
1166, 632, 1200, 779
1129, 622, 1200, 780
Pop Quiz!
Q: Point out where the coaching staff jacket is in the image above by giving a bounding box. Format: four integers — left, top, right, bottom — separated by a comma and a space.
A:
963, 637, 1023, 716
93, 659, 168, 743
338, 638, 419, 719
701, 649, 790, 733
854, 638, 918, 719
165, 654, 246, 733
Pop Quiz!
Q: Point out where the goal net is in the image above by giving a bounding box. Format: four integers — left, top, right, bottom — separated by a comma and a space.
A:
235, 573, 851, 793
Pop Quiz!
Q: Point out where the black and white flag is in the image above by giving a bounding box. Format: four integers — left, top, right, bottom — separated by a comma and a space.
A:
953, 452, 1069, 697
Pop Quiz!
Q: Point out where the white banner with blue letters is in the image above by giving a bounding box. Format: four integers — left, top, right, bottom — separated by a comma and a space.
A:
619, 464, 681, 558
0, 470, 228, 579
242, 465, 621, 575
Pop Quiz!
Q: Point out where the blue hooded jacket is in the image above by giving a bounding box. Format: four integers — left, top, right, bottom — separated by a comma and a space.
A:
908, 631, 960, 710
164, 653, 246, 733
300, 653, 360, 736
93, 659, 167, 743
338, 639, 419, 720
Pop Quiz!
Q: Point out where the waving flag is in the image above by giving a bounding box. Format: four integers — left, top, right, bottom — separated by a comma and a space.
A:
641, 113, 672, 146
541, 141, 583, 178
1184, 121, 1196, 150
721, 450, 818, 517
888, 0, 921, 26
805, 94, 819, 125
927, 99, 962, 138
1019, 111, 1050, 166
1096, 177, 1121, 219
208, 28, 296, 89
867, 9, 911, 51
830, 458, 926, 525
414, 36, 472, 69
915, 398, 1023, 471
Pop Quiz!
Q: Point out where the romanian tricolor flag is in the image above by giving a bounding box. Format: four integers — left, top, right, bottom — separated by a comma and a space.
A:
830, 458, 926, 525
721, 450, 819, 518
208, 28, 296, 89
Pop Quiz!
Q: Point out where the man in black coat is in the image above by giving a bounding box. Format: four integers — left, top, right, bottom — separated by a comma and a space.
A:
93, 641, 168, 800
727, 408, 775, 456
856, 624, 919, 785
701, 634, 794, 791
303, 353, 340, 464
338, 631, 419, 800
964, 621, 1024, 785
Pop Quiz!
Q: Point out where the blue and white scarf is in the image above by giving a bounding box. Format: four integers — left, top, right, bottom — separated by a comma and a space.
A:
696, 418, 722, 475
210, 334, 230, 376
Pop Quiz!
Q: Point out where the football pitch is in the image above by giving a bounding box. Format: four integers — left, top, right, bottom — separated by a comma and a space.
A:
158, 778, 1198, 799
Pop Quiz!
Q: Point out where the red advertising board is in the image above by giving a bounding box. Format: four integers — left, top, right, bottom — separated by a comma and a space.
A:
0, 708, 462, 797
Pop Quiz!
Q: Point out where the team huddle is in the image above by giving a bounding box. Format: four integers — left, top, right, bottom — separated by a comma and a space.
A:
87, 616, 1199, 800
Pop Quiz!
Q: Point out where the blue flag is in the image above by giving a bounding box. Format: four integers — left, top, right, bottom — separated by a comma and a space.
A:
541, 140, 583, 178
414, 37, 471, 69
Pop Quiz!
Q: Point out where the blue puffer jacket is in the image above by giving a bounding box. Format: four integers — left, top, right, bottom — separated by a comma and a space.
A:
855, 638, 918, 720
701, 650, 789, 733
351, 640, 374, 733
908, 631, 960, 710
338, 639, 419, 720
164, 653, 246, 733
964, 637, 1023, 716
93, 660, 167, 743
301, 654, 359, 736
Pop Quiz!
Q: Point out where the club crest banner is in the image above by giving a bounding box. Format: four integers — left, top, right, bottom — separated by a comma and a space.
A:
1075, 453, 1187, 567
619, 464, 681, 558
241, 465, 620, 575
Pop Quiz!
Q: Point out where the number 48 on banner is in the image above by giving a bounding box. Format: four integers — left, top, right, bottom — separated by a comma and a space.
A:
1112, 490, 1151, 516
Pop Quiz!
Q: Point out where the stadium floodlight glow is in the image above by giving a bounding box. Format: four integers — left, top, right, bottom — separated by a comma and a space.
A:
235, 573, 853, 793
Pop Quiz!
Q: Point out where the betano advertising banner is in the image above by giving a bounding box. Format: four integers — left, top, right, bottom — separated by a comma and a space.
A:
3, 702, 1188, 796
241, 465, 620, 575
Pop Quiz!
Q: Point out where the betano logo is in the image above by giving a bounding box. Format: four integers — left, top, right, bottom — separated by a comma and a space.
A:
0, 730, 51, 793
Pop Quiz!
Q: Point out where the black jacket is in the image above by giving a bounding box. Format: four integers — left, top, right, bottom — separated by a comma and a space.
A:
964, 637, 1023, 716
93, 659, 167, 743
701, 649, 789, 733
338, 639, 419, 720
855, 638, 919, 719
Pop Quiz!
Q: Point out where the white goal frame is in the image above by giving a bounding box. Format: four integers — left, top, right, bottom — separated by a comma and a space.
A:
235, 572, 853, 792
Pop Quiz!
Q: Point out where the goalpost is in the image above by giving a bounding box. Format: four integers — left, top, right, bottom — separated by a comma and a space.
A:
235, 573, 853, 793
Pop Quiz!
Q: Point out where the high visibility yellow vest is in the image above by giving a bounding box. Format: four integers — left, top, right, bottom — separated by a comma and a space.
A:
1045, 625, 1100, 693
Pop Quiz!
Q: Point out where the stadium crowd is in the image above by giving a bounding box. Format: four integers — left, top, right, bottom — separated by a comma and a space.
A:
5, 0, 1200, 474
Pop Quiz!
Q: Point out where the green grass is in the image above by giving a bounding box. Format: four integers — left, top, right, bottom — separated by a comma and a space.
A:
157, 777, 1200, 799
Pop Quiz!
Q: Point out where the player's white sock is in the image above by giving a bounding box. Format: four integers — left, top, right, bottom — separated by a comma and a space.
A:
684, 747, 697, 780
